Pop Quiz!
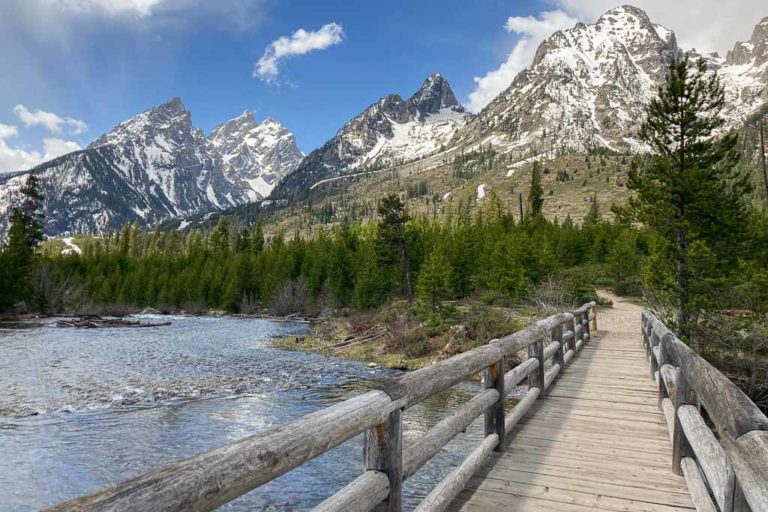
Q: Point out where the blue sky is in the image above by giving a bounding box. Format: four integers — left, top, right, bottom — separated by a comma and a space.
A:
0, 0, 764, 171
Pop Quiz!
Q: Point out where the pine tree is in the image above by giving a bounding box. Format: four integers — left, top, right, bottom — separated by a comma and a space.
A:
375, 194, 412, 301
527, 162, 544, 219
5, 211, 34, 307
584, 193, 601, 227
251, 222, 265, 254
209, 217, 232, 254
416, 251, 453, 317
17, 173, 44, 247
628, 56, 751, 336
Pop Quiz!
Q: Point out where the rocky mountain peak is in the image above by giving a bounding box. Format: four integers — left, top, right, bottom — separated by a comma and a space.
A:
596, 5, 654, 31
407, 73, 464, 119
727, 16, 768, 66
209, 110, 258, 142
89, 97, 194, 149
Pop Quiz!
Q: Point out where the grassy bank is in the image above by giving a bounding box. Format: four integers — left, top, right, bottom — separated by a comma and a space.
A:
273, 299, 539, 370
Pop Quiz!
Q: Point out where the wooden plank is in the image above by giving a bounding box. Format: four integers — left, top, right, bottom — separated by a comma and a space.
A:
535, 396, 664, 414
450, 489, 623, 512
515, 416, 672, 441
475, 467, 694, 507
485, 458, 690, 494
494, 449, 690, 484
510, 430, 674, 457
463, 474, 694, 512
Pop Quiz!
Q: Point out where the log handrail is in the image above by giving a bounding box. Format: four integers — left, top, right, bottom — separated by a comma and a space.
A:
642, 310, 768, 512
46, 301, 598, 512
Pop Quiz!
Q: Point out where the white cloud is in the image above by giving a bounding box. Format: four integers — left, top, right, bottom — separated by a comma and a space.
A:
13, 105, 88, 135
467, 10, 578, 112
467, 1, 767, 112
0, 123, 81, 173
54, 0, 165, 17
255, 22, 344, 84
0, 123, 43, 172
43, 138, 82, 159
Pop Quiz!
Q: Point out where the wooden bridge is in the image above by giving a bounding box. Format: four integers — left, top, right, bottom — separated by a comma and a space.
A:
48, 299, 768, 512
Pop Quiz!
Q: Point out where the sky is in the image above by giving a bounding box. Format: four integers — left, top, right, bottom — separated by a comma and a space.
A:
0, 0, 766, 172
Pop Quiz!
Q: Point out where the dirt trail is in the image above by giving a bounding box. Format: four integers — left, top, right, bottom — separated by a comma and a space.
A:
595, 289, 644, 340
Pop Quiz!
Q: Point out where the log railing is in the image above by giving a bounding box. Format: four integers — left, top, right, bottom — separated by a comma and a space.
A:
642, 311, 768, 512
47, 301, 598, 512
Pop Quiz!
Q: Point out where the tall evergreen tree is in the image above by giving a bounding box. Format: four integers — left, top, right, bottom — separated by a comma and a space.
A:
527, 161, 544, 219
17, 173, 44, 247
584, 193, 601, 227
375, 194, 413, 301
416, 251, 453, 317
628, 56, 751, 336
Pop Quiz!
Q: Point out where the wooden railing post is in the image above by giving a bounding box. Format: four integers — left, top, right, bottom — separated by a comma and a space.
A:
528, 335, 545, 394
552, 323, 565, 369
582, 311, 591, 342
657, 336, 668, 409
672, 367, 692, 476
649, 330, 659, 380
484, 358, 506, 452
364, 409, 403, 512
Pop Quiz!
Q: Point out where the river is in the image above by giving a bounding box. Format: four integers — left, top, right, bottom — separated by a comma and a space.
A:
0, 316, 486, 511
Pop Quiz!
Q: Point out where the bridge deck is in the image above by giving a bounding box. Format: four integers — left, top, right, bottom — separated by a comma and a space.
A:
449, 299, 694, 512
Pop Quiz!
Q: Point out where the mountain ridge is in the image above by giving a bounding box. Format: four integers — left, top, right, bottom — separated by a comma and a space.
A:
273, 73, 471, 198
0, 98, 303, 235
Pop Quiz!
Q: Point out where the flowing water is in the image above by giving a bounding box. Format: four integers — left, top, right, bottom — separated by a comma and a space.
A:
0, 316, 486, 511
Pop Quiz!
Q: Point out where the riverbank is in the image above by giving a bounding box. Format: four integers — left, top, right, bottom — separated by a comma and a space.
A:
273, 299, 537, 370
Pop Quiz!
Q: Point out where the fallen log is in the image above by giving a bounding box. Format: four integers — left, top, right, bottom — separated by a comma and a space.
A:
56, 317, 171, 328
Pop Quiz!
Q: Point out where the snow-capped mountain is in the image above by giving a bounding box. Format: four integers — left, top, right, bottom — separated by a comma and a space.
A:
274, 73, 471, 198
208, 112, 304, 201
0, 98, 302, 235
460, 6, 768, 157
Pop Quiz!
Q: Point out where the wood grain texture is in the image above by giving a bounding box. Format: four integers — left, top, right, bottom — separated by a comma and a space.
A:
722, 430, 768, 512
365, 409, 402, 512
413, 434, 499, 512
680, 458, 717, 512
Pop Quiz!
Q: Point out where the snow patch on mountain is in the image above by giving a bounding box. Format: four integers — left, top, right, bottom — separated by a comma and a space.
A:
461, 6, 767, 159
274, 73, 471, 197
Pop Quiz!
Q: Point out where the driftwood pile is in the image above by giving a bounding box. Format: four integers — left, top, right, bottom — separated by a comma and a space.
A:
331, 327, 390, 348
56, 316, 171, 329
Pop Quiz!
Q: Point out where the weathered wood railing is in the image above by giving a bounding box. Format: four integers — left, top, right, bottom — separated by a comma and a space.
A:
47, 301, 598, 512
642, 311, 768, 512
